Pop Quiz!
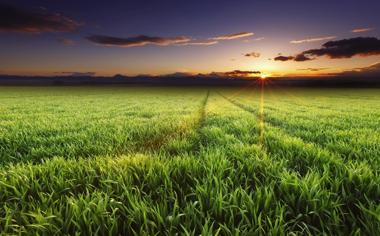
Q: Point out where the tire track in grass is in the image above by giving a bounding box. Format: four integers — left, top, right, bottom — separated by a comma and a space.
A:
0, 91, 211, 235
191, 92, 295, 233
218, 92, 380, 233
215, 91, 283, 186
215, 92, 287, 174
246, 94, 380, 165
194, 90, 210, 151
262, 111, 380, 165
139, 90, 210, 155
218, 92, 380, 202
196, 90, 210, 131
265, 89, 380, 132
263, 98, 380, 131
217, 92, 347, 171
218, 92, 350, 161
219, 92, 341, 156
0, 90, 208, 166
216, 92, 349, 233
259, 90, 380, 160
217, 92, 265, 147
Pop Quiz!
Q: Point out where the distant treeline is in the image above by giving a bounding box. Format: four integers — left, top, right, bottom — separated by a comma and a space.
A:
0, 75, 379, 87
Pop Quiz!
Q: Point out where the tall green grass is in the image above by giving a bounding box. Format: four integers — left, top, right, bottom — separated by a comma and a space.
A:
0, 86, 379, 235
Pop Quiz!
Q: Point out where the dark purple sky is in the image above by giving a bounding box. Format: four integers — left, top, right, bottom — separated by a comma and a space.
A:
1, 0, 379, 76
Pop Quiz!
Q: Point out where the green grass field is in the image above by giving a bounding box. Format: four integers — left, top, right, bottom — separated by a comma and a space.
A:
0, 86, 379, 235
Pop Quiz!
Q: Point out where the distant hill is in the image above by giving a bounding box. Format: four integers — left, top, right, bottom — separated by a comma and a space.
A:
0, 74, 379, 87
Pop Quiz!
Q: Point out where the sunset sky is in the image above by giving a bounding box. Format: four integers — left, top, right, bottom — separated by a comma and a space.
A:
0, 0, 379, 77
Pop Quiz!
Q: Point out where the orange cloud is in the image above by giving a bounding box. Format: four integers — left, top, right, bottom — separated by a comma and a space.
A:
290, 36, 336, 44
351, 27, 374, 33
210, 32, 254, 40
177, 40, 218, 46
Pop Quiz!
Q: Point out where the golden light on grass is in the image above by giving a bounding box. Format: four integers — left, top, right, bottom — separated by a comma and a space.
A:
259, 75, 265, 148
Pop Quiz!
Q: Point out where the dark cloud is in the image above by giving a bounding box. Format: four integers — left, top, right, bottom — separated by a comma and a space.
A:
0, 3, 81, 33
224, 70, 261, 77
274, 56, 294, 61
302, 37, 380, 59
276, 37, 380, 62
294, 54, 313, 61
57, 72, 96, 77
339, 62, 380, 77
244, 52, 260, 58
86, 34, 190, 47
210, 32, 254, 40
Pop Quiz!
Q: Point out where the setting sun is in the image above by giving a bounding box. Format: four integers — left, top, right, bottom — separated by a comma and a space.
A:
260, 73, 268, 79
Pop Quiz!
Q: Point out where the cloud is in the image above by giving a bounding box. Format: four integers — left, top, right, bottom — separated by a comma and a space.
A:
86, 34, 191, 48
276, 37, 380, 62
57, 72, 96, 77
224, 70, 261, 77
0, 3, 81, 33
86, 31, 255, 49
357, 62, 380, 72
177, 40, 218, 46
210, 32, 254, 40
297, 68, 328, 72
340, 62, 380, 77
274, 55, 294, 61
290, 36, 336, 44
244, 52, 260, 58
294, 54, 313, 62
351, 27, 374, 33
301, 37, 380, 59
59, 38, 76, 45
243, 37, 264, 43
